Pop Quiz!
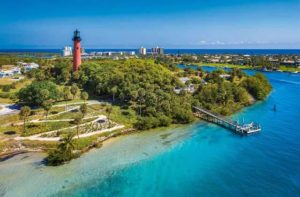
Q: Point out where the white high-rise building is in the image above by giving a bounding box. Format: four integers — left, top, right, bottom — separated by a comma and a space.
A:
139, 47, 147, 55
152, 46, 164, 55
62, 46, 72, 57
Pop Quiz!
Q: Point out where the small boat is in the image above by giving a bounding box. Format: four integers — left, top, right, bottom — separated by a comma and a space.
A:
273, 104, 277, 112
236, 122, 261, 134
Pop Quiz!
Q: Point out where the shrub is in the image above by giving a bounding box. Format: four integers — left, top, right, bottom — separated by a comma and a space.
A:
2, 85, 11, 92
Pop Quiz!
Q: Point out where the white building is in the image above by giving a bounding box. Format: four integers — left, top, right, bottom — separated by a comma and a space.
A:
62, 46, 72, 57
18, 62, 39, 71
139, 47, 147, 55
129, 51, 136, 56
0, 67, 21, 78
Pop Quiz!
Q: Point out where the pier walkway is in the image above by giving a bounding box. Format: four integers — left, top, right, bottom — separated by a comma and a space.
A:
192, 106, 261, 135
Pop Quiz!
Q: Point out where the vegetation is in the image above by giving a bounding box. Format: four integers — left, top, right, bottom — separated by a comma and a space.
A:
16, 58, 271, 129
80, 91, 89, 103
80, 104, 88, 117
0, 56, 273, 165
242, 73, 272, 100
42, 100, 53, 130
192, 69, 271, 115
79, 59, 194, 130
47, 132, 77, 166
18, 81, 60, 106
19, 106, 31, 133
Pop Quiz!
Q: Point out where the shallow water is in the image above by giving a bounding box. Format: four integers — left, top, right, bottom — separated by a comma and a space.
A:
1, 71, 300, 197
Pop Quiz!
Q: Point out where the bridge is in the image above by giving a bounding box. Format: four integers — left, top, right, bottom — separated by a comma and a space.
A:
192, 106, 261, 135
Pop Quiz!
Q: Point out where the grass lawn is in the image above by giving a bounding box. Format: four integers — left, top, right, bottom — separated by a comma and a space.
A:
22, 121, 73, 136
0, 78, 17, 85
108, 105, 137, 128
278, 65, 300, 72
0, 77, 32, 103
195, 62, 253, 69
53, 99, 86, 106
48, 104, 104, 120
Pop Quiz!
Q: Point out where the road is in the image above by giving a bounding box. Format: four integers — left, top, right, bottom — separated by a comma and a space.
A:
0, 100, 103, 116
0, 104, 20, 116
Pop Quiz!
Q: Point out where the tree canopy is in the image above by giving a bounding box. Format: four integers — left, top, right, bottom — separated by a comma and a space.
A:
18, 81, 60, 106
79, 59, 194, 129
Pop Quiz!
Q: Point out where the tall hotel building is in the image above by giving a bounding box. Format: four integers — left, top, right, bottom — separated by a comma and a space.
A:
139, 47, 147, 55
152, 47, 164, 55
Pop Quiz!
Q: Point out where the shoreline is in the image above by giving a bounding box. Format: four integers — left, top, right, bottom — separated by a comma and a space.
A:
182, 63, 300, 74
0, 92, 266, 164
0, 124, 192, 163
0, 63, 272, 164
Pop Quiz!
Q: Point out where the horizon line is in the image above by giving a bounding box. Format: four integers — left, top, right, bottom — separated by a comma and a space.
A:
1, 48, 300, 50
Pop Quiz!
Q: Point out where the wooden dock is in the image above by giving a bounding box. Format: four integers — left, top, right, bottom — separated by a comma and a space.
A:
192, 106, 261, 135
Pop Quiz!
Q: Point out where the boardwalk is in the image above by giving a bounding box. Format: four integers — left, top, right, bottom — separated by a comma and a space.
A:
192, 106, 261, 135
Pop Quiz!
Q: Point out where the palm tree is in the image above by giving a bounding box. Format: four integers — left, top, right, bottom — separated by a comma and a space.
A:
80, 104, 88, 117
73, 113, 83, 148
58, 132, 76, 160
80, 91, 89, 104
19, 106, 31, 133
111, 86, 118, 102
70, 83, 79, 100
63, 87, 71, 111
42, 100, 52, 131
105, 105, 113, 128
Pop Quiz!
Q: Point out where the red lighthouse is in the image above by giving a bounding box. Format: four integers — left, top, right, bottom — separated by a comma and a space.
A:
72, 29, 82, 72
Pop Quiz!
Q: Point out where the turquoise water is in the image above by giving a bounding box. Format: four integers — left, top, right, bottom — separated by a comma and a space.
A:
1, 71, 300, 197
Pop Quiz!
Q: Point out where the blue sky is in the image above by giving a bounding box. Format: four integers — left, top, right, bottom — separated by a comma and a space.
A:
0, 0, 299, 49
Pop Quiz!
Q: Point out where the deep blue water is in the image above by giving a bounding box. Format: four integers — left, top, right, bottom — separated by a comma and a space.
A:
0, 49, 300, 55
0, 69, 300, 197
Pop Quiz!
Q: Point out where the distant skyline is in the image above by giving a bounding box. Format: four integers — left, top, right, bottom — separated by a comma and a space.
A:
0, 0, 299, 49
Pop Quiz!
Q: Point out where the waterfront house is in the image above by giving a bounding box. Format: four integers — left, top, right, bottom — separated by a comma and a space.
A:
282, 60, 295, 66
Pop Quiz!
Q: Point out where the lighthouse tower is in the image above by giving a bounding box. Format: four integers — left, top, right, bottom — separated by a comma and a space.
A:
72, 29, 82, 72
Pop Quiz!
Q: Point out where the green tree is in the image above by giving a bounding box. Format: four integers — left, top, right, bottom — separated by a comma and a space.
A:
34, 70, 46, 81
20, 67, 25, 75
242, 73, 271, 100
73, 113, 83, 143
80, 91, 89, 103
70, 83, 79, 100
63, 86, 71, 111
111, 86, 118, 102
138, 89, 145, 116
105, 105, 113, 127
42, 100, 52, 130
40, 89, 49, 101
19, 106, 31, 133
47, 132, 76, 166
80, 104, 88, 117
59, 69, 71, 84
18, 81, 59, 106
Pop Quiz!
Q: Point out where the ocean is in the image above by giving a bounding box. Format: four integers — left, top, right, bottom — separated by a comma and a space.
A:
0, 68, 300, 197
0, 49, 300, 55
